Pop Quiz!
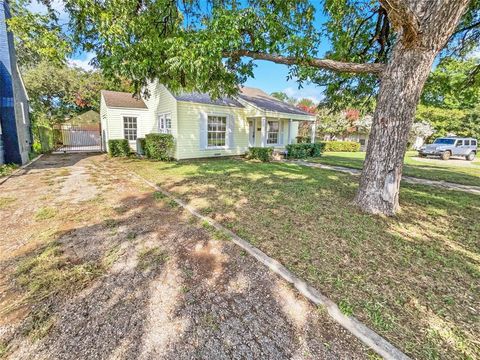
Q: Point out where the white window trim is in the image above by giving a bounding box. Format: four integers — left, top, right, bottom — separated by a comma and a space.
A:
122, 115, 138, 142
158, 112, 172, 134
20, 102, 26, 124
266, 120, 280, 146
206, 113, 229, 149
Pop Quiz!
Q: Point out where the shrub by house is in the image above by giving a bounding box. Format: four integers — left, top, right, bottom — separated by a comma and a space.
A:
145, 134, 175, 161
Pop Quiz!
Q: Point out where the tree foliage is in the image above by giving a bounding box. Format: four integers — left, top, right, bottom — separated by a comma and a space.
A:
23, 61, 131, 125
415, 105, 480, 139
7, 0, 71, 68
421, 58, 480, 110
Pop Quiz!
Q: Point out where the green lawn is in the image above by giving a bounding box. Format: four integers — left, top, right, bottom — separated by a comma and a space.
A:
121, 157, 479, 359
309, 151, 480, 186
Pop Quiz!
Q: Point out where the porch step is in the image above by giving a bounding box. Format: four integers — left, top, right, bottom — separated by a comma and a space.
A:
272, 150, 287, 161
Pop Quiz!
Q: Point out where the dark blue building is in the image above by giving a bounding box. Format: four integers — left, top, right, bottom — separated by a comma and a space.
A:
0, 0, 31, 165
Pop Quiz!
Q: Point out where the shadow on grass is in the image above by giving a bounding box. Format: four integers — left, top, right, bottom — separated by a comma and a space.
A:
1, 184, 366, 358
123, 157, 480, 359
314, 154, 480, 186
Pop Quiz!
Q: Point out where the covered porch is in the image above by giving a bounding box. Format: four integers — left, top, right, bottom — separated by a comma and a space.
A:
246, 116, 316, 149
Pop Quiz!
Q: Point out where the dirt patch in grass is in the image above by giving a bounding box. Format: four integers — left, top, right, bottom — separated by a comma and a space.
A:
123, 157, 480, 359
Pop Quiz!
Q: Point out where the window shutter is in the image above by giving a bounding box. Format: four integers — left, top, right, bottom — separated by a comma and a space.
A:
199, 112, 207, 150
227, 115, 235, 149
279, 120, 285, 145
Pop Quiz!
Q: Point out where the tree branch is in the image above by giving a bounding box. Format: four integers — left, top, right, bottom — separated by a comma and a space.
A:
379, 0, 420, 45
223, 50, 386, 75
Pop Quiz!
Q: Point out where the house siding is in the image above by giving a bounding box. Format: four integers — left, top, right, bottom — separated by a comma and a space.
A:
0, 0, 31, 165
100, 95, 149, 150
176, 101, 248, 160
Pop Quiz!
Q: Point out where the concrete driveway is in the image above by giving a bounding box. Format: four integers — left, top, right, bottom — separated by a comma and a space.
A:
0, 153, 369, 359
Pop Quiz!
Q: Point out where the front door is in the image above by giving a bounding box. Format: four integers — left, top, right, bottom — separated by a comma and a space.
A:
248, 119, 256, 147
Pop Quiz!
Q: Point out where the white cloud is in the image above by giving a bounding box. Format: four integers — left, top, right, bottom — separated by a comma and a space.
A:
283, 86, 323, 103
68, 52, 96, 71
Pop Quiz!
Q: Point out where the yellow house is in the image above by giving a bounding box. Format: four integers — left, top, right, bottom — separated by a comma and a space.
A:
100, 81, 316, 160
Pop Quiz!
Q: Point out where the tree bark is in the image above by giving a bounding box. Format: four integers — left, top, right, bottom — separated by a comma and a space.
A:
354, 0, 471, 215
353, 44, 436, 215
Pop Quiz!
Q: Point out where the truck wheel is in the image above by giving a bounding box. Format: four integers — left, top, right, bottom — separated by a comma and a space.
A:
441, 151, 451, 160
466, 152, 476, 161
418, 153, 426, 158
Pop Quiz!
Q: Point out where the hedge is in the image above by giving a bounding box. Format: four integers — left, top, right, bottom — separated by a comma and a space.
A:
246, 147, 273, 162
108, 139, 131, 157
145, 133, 175, 160
32, 125, 54, 153
286, 143, 324, 159
319, 140, 361, 152
295, 135, 310, 144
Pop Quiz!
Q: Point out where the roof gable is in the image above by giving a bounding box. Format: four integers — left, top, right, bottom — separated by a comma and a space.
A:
101, 90, 147, 109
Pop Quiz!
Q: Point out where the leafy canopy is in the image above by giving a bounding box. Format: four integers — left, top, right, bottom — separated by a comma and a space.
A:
7, 0, 71, 68
59, 0, 480, 108
24, 61, 131, 125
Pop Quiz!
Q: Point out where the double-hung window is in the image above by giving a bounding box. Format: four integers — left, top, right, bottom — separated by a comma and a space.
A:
123, 116, 137, 141
267, 120, 279, 145
159, 113, 172, 134
207, 115, 227, 147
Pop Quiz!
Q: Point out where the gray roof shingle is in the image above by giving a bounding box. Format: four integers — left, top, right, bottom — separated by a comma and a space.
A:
173, 92, 244, 108
101, 90, 147, 109
239, 87, 313, 116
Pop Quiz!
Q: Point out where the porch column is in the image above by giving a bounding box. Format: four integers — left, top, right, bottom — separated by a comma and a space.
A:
288, 119, 293, 144
311, 121, 316, 143
261, 116, 267, 147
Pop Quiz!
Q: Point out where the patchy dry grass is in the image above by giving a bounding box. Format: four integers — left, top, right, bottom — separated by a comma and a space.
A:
122, 157, 480, 359
0, 197, 16, 209
311, 151, 480, 186
34, 207, 58, 221
0, 164, 18, 178
14, 240, 103, 305
137, 246, 168, 270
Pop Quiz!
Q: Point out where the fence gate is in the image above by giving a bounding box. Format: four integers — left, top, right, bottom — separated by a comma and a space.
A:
53, 124, 103, 153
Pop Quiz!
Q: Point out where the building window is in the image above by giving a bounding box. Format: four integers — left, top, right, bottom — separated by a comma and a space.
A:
207, 115, 227, 147
267, 121, 279, 145
159, 113, 172, 134
123, 116, 137, 141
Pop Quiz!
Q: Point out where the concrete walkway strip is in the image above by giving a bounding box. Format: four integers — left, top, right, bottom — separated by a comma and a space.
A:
126, 168, 411, 360
288, 160, 480, 195
0, 154, 43, 186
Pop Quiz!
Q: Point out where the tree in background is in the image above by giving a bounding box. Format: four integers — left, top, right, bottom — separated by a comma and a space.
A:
270, 91, 296, 104
23, 61, 131, 126
415, 58, 480, 139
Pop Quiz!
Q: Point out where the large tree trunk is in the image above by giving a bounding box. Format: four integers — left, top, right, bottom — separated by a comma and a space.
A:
353, 44, 436, 215
354, 0, 471, 215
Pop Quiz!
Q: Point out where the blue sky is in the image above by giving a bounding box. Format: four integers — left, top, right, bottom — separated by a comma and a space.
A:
28, 0, 332, 102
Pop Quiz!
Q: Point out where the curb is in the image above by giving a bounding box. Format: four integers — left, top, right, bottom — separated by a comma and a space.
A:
0, 154, 44, 186
126, 168, 411, 360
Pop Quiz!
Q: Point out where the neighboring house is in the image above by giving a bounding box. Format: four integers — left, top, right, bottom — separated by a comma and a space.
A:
0, 0, 31, 165
66, 110, 100, 129
100, 82, 316, 160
